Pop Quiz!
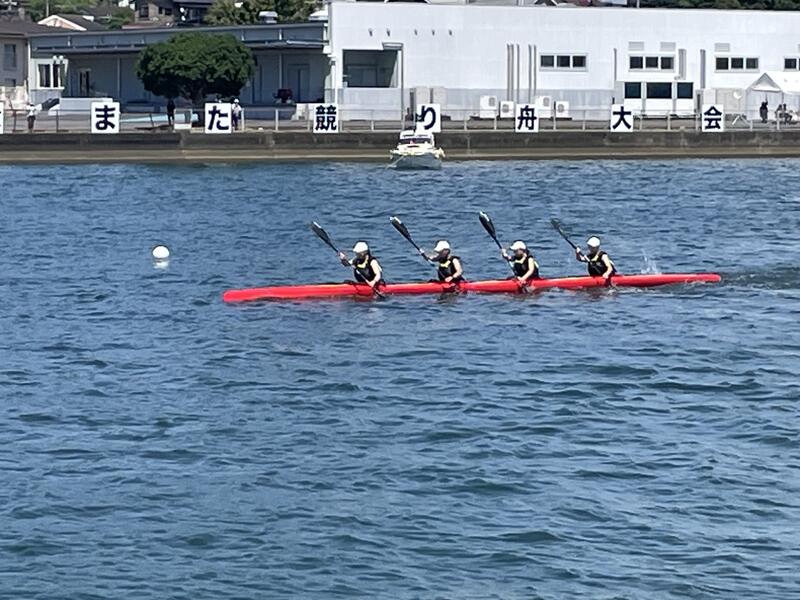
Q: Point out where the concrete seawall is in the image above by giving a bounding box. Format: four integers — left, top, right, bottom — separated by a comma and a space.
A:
0, 130, 798, 163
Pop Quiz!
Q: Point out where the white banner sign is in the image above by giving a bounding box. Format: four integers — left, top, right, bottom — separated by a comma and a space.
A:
90, 101, 120, 134
610, 104, 634, 132
312, 104, 339, 134
204, 102, 232, 134
514, 104, 540, 133
0, 105, 4, 135
415, 103, 441, 133
701, 104, 725, 132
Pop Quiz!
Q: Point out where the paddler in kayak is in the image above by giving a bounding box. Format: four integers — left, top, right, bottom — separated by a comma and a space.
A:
502, 240, 540, 283
421, 240, 464, 283
338, 241, 384, 289
575, 236, 616, 280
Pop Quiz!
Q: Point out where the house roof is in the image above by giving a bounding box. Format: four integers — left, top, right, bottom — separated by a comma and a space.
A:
53, 14, 109, 31
0, 21, 56, 36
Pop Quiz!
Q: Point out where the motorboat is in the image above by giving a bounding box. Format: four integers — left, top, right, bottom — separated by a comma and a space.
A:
389, 130, 445, 170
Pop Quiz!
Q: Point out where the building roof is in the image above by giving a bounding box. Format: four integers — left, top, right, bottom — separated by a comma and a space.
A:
38, 14, 109, 31
57, 14, 109, 31
0, 20, 56, 36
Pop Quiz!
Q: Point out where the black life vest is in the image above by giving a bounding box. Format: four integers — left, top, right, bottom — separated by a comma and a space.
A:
587, 250, 616, 277
437, 255, 463, 282
353, 254, 380, 283
512, 252, 540, 280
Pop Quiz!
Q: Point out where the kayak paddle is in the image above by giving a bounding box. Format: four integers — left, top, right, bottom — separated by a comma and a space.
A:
550, 218, 580, 252
310, 221, 343, 256
310, 221, 385, 298
390, 216, 430, 264
479, 211, 519, 279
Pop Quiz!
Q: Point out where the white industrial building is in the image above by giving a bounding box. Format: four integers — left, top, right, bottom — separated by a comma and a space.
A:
23, 1, 800, 121
326, 1, 800, 120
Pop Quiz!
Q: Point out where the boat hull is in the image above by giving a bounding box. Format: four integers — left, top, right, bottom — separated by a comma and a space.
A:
223, 273, 721, 303
389, 152, 443, 170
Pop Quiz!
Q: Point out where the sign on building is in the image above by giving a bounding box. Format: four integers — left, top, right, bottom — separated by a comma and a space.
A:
90, 101, 120, 134
701, 104, 725, 132
514, 104, 540, 133
610, 104, 634, 132
0, 103, 4, 135
204, 103, 232, 134
312, 104, 339, 134
415, 103, 441, 133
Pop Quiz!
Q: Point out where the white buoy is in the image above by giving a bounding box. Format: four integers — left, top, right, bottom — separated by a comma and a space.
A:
152, 245, 170, 260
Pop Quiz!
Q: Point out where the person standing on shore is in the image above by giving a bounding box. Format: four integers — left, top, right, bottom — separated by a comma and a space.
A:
26, 103, 36, 133
231, 99, 242, 131
760, 101, 769, 123
166, 98, 175, 128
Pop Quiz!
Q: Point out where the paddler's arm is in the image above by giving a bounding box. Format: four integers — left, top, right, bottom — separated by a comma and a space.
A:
338, 252, 352, 267
575, 247, 588, 263
444, 257, 463, 283
600, 255, 615, 280
519, 256, 537, 282
419, 248, 436, 263
366, 259, 383, 288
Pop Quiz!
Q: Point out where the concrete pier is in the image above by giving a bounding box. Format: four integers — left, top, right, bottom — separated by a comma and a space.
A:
0, 130, 798, 164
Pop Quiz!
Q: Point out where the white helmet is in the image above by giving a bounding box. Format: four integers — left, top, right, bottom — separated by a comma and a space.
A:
510, 240, 527, 251
587, 236, 601, 249
434, 240, 451, 253
353, 241, 369, 254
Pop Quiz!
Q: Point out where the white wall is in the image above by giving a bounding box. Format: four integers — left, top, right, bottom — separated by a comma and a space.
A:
329, 1, 800, 115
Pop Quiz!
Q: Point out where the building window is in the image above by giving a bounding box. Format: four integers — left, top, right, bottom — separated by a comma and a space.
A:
646, 82, 672, 99
53, 63, 65, 88
540, 54, 587, 70
677, 82, 693, 99
3, 44, 17, 70
139, 2, 149, 18
38, 64, 51, 88
624, 82, 642, 99
715, 56, 759, 71
630, 55, 674, 71
786, 58, 800, 70
158, 6, 172, 15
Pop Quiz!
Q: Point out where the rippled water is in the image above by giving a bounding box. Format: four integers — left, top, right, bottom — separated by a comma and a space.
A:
1, 159, 799, 599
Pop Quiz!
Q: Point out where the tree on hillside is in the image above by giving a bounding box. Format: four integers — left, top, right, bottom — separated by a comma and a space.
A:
135, 32, 254, 107
205, 0, 319, 25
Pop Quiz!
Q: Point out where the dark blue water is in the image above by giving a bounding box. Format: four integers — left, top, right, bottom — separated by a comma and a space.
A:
1, 160, 799, 599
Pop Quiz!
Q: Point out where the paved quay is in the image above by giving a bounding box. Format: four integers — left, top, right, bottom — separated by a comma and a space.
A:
1, 130, 799, 163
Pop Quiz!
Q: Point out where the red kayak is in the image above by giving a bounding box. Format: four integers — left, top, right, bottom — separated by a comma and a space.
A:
223, 273, 721, 303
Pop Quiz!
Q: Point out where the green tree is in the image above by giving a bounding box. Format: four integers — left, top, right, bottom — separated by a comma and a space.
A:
135, 32, 255, 107
205, 0, 318, 25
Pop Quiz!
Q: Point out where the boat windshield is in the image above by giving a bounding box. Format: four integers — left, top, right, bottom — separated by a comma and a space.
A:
400, 136, 434, 144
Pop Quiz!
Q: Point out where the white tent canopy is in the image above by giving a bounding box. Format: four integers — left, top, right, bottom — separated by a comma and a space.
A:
748, 71, 800, 95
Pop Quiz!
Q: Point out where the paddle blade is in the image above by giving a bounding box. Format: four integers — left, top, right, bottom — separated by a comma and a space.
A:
479, 211, 497, 239
390, 216, 412, 241
550, 218, 578, 250
310, 221, 339, 253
